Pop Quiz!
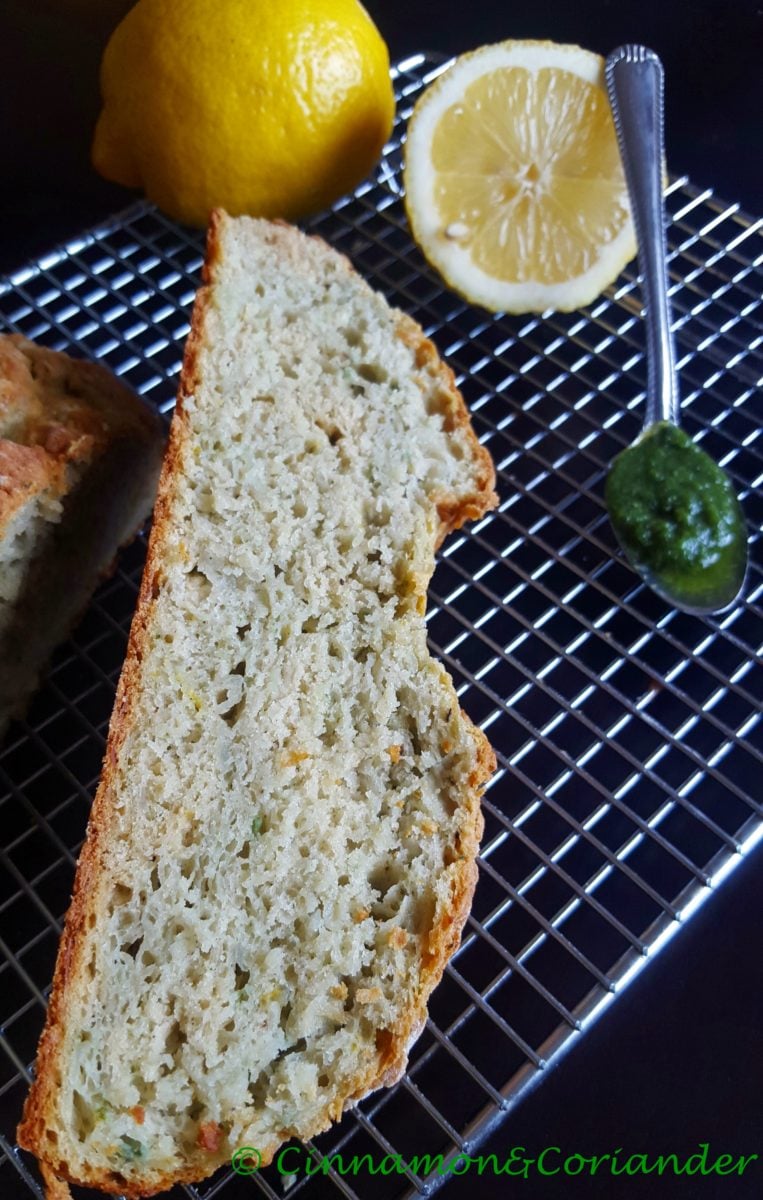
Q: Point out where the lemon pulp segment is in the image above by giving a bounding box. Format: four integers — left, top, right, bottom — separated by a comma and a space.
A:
431, 67, 629, 284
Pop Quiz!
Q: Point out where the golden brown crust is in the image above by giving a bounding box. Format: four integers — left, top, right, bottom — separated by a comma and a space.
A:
0, 440, 67, 526
39, 1163, 73, 1200
17, 212, 497, 1198
0, 333, 157, 450
393, 311, 498, 544
0, 334, 160, 533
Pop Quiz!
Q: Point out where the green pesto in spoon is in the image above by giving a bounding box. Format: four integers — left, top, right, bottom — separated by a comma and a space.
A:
605, 46, 747, 614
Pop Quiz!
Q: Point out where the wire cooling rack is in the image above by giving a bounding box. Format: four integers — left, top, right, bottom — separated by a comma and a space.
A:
1, 51, 762, 1200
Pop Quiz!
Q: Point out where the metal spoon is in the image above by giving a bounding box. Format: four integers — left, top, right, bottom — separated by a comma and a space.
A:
604, 45, 747, 614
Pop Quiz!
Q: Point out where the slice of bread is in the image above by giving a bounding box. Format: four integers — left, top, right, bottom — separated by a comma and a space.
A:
17, 213, 498, 1198
0, 335, 164, 739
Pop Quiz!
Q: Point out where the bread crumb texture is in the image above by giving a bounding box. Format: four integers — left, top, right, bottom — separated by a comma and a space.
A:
18, 214, 497, 1197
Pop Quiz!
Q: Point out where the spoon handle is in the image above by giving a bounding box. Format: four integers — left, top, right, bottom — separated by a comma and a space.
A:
606, 46, 680, 428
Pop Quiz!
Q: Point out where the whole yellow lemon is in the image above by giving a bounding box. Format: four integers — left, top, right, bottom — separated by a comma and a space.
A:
92, 0, 395, 226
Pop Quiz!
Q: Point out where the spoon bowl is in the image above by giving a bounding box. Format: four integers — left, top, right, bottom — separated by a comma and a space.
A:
604, 46, 748, 614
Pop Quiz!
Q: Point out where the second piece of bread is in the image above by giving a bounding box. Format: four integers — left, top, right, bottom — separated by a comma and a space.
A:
0, 335, 164, 737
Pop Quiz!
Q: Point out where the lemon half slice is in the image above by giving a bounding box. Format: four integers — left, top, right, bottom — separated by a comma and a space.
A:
404, 41, 636, 313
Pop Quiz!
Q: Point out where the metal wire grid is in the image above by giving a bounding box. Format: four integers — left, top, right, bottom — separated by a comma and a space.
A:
0, 50, 761, 1200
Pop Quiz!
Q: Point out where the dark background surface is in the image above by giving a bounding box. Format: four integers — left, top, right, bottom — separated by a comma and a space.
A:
2, 0, 762, 275
1, 1, 762, 1198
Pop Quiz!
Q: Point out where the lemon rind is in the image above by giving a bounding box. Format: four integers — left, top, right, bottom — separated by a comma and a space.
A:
414, 221, 637, 315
